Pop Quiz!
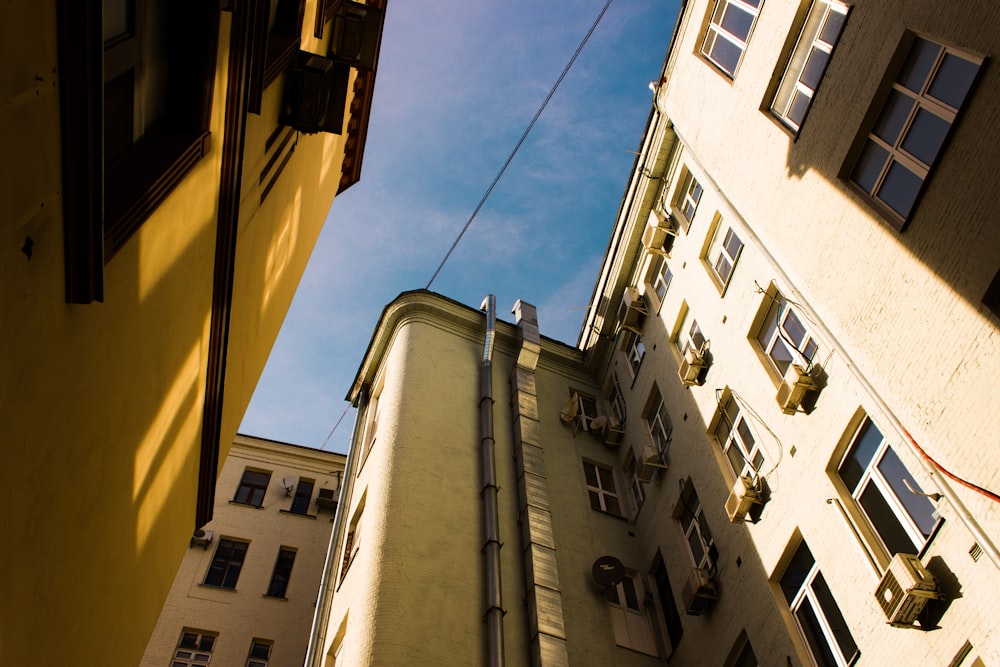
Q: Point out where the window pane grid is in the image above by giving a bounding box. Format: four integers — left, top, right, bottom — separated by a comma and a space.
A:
717, 399, 763, 478
850, 36, 980, 223
584, 462, 621, 515
702, 0, 761, 77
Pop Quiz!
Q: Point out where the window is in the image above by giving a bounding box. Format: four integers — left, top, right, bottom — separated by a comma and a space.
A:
702, 0, 763, 78
645, 385, 672, 457
714, 395, 764, 478
771, 0, 848, 131
57, 0, 219, 302
606, 572, 658, 656
779, 541, 859, 667
624, 450, 646, 512
726, 632, 759, 667
234, 469, 271, 507
205, 539, 249, 589
847, 35, 982, 227
340, 501, 364, 582
675, 309, 706, 357
624, 332, 646, 377
289, 478, 315, 515
583, 461, 622, 516
174, 630, 216, 667
705, 222, 744, 290
676, 481, 715, 569
754, 293, 817, 377
358, 390, 381, 467
246, 639, 273, 667
837, 416, 937, 558
644, 255, 673, 308
652, 554, 684, 653
608, 374, 627, 425
676, 169, 704, 226
266, 548, 297, 598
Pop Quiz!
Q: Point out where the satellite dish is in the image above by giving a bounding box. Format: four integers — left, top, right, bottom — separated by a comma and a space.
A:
591, 555, 626, 587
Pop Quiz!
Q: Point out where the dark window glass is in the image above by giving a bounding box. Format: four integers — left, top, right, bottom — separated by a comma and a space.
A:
235, 470, 271, 507
266, 549, 296, 598
818, 9, 845, 44
928, 53, 979, 108
780, 542, 814, 605
795, 597, 839, 667
878, 161, 922, 217
799, 48, 830, 89
721, 3, 754, 39
897, 38, 939, 93
711, 38, 743, 75
851, 142, 888, 194
812, 573, 860, 663
653, 558, 684, 649
289, 479, 314, 514
900, 108, 950, 165
873, 90, 915, 144
205, 539, 249, 589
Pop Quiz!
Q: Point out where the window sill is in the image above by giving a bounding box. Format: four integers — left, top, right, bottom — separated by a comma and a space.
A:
279, 509, 317, 519
199, 583, 238, 593
263, 594, 289, 601
229, 500, 264, 509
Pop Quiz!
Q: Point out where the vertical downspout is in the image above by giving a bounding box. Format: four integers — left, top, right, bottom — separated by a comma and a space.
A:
304, 389, 368, 667
480, 295, 505, 667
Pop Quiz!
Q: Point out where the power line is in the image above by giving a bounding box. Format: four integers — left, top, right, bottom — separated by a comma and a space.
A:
425, 0, 616, 289
319, 402, 352, 451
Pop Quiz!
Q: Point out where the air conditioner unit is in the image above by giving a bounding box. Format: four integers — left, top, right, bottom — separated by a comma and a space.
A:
677, 346, 706, 387
776, 363, 818, 415
316, 488, 338, 511
190, 529, 214, 549
725, 475, 761, 523
641, 209, 678, 255
601, 417, 625, 446
635, 439, 667, 483
682, 567, 719, 615
280, 52, 351, 135
617, 286, 648, 334
875, 553, 943, 627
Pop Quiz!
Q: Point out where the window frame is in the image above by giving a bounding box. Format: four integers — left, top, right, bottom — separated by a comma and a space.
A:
623, 331, 646, 378
704, 219, 744, 293
676, 483, 715, 570
645, 387, 673, 458
752, 292, 818, 379
246, 639, 273, 667
675, 310, 706, 358
57, 0, 220, 303
606, 571, 659, 656
608, 374, 627, 426
234, 469, 272, 508
624, 450, 646, 513
769, 0, 849, 133
836, 416, 939, 561
204, 538, 249, 590
701, 0, 763, 79
674, 168, 704, 229
843, 33, 984, 229
174, 629, 217, 667
779, 541, 860, 667
713, 394, 764, 479
265, 547, 297, 599
288, 478, 315, 515
583, 461, 624, 517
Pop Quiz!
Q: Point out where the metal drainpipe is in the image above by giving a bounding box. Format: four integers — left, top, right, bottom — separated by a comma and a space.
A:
480, 295, 505, 667
670, 128, 1000, 572
304, 388, 367, 667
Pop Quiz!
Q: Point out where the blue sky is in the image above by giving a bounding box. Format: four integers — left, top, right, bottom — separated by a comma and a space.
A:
240, 0, 679, 453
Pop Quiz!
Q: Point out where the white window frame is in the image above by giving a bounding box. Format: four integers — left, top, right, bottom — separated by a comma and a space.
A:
583, 461, 623, 516
607, 572, 658, 656
848, 35, 982, 227
645, 254, 673, 308
174, 630, 216, 667
625, 332, 646, 377
755, 294, 818, 378
676, 310, 706, 357
246, 639, 272, 667
780, 541, 859, 667
702, 0, 763, 78
714, 395, 764, 478
646, 388, 672, 457
677, 170, 704, 226
771, 0, 849, 131
837, 416, 938, 559
705, 222, 744, 291
624, 450, 646, 512
678, 486, 714, 569
609, 375, 627, 425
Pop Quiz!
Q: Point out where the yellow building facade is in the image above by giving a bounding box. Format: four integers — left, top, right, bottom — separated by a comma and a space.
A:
141, 435, 345, 667
0, 1, 385, 664
312, 0, 999, 665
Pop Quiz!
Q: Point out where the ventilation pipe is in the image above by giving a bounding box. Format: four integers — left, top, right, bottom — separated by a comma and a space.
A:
479, 294, 504, 667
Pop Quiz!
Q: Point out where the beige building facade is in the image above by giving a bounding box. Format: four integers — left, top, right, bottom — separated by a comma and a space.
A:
309, 0, 999, 665
142, 435, 345, 667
